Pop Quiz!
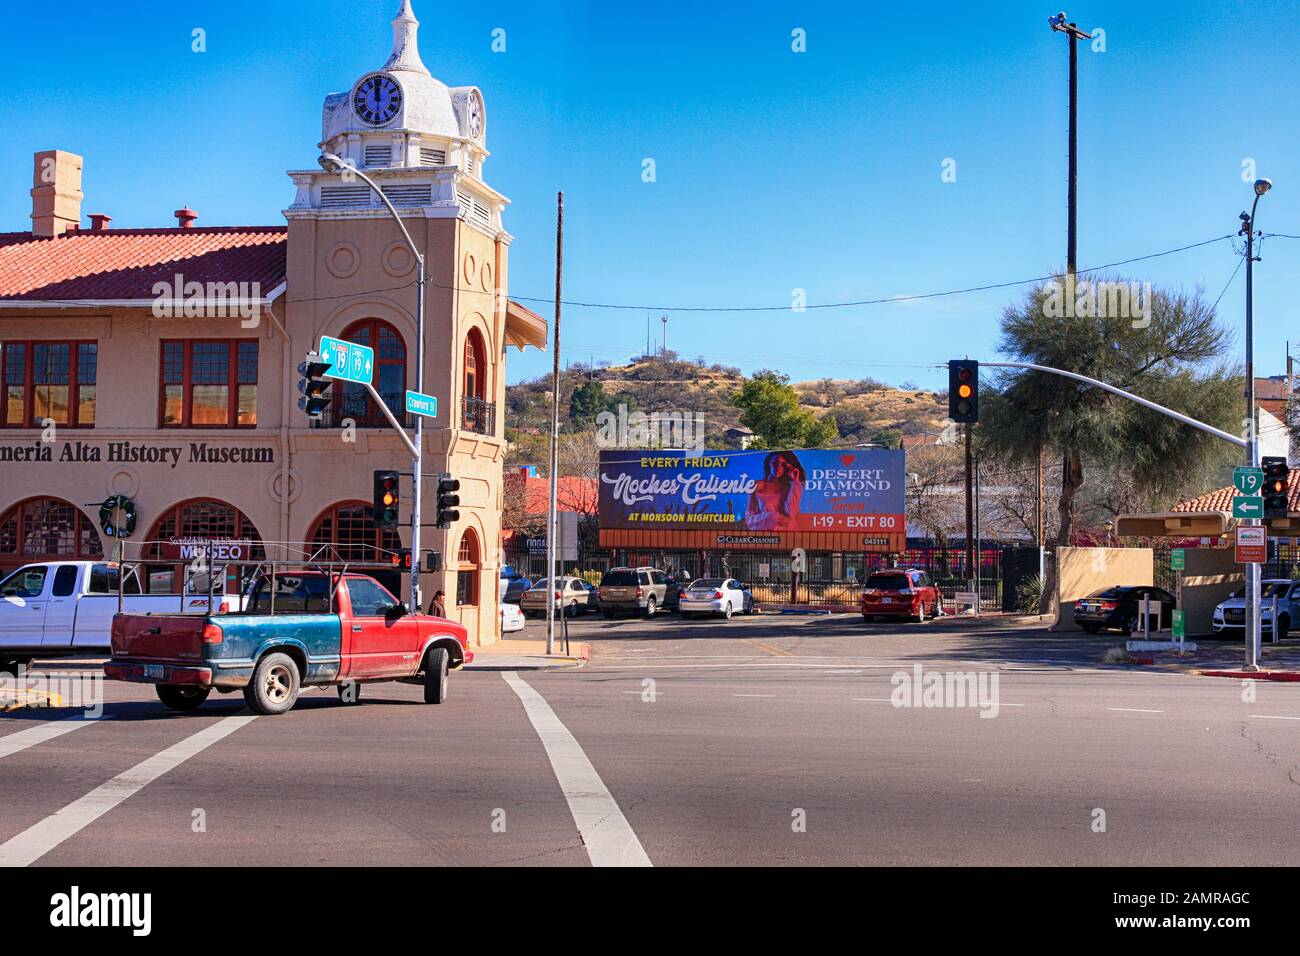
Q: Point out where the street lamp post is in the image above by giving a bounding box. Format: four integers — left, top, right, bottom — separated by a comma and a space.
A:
320, 153, 427, 612
1048, 11, 1092, 275
1241, 177, 1272, 671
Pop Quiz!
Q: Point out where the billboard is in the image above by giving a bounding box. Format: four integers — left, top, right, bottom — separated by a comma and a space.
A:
598, 448, 907, 552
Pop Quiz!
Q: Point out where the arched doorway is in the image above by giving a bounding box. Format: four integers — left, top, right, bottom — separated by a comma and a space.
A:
308, 500, 404, 597
0, 496, 102, 574
456, 527, 481, 607
144, 498, 265, 593
330, 319, 406, 427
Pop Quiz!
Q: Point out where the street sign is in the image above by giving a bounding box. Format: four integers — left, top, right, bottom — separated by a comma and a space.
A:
318, 335, 374, 385
1234, 466, 1264, 495
1235, 525, 1266, 564
1171, 609, 1185, 641
1232, 495, 1264, 519
1170, 549, 1185, 571
404, 390, 438, 418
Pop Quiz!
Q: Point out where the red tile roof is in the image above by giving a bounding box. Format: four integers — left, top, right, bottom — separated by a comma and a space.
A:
505, 473, 599, 515
1174, 471, 1300, 514
0, 227, 287, 302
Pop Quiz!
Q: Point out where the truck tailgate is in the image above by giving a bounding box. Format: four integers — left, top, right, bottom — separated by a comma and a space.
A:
112, 613, 206, 662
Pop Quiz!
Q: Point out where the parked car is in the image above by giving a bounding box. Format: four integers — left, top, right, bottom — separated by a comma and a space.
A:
579, 580, 600, 612
520, 576, 590, 618
1073, 585, 1176, 635
598, 567, 670, 618
105, 570, 471, 714
0, 560, 247, 672
500, 601, 526, 634
1213, 579, 1298, 639
860, 569, 942, 623
680, 578, 753, 619
499, 565, 532, 604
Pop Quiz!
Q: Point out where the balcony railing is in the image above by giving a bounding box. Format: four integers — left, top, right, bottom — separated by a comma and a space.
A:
461, 396, 495, 435
311, 390, 414, 429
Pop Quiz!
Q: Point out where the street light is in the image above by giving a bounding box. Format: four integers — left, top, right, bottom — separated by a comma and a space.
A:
319, 151, 428, 612
1240, 176, 1272, 671
1047, 11, 1091, 273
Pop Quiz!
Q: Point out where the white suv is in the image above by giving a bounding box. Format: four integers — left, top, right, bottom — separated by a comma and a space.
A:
1213, 579, 1299, 639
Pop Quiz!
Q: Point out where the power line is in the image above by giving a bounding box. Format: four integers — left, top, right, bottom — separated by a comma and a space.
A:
510, 234, 1235, 314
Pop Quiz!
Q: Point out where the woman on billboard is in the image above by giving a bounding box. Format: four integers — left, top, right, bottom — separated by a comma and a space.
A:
744, 451, 805, 531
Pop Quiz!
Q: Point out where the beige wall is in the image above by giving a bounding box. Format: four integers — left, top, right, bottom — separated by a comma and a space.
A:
1179, 548, 1242, 637
0, 215, 513, 647
1053, 546, 1153, 631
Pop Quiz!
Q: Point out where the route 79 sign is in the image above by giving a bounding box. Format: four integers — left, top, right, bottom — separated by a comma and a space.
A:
318, 335, 374, 385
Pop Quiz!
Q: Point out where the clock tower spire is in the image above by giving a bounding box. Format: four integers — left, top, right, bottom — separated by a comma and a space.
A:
384, 0, 429, 76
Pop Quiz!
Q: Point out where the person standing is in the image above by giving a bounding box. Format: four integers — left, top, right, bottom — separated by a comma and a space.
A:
428, 589, 446, 618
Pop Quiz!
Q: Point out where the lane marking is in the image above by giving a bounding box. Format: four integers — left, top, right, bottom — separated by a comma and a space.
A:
732, 694, 776, 698
0, 716, 102, 761
853, 697, 893, 702
502, 672, 651, 868
1250, 714, 1300, 721
0, 715, 256, 868
1107, 707, 1164, 714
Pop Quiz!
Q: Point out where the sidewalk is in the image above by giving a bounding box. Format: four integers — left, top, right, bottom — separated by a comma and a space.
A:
1125, 639, 1300, 679
463, 637, 590, 672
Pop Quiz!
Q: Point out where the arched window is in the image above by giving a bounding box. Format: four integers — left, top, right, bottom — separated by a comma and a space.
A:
329, 320, 406, 428
308, 501, 404, 597
144, 499, 265, 593
456, 527, 480, 607
0, 497, 102, 573
461, 328, 491, 434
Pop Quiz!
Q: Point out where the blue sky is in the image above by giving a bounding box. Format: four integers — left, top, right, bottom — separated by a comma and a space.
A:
2, 0, 1296, 389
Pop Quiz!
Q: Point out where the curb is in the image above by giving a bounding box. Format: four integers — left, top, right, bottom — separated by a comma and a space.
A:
0, 690, 63, 711
464, 642, 590, 672
1198, 669, 1300, 681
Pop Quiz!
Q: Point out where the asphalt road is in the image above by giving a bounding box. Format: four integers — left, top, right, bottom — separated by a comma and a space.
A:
1, 612, 1297, 866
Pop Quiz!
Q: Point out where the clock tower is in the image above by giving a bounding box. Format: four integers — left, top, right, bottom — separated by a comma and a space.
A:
283, 0, 522, 645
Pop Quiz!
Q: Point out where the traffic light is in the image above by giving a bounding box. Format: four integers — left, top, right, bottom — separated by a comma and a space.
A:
297, 351, 332, 419
948, 359, 979, 423
1263, 456, 1290, 518
435, 477, 461, 529
423, 550, 443, 573
373, 470, 400, 529
389, 549, 413, 571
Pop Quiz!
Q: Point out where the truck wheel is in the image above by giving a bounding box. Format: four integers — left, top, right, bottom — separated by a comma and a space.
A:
423, 647, 449, 704
645, 597, 657, 618
156, 685, 210, 711
243, 652, 300, 716
337, 680, 362, 705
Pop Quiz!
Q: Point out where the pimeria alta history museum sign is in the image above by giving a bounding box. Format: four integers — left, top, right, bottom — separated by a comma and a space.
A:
0, 439, 275, 468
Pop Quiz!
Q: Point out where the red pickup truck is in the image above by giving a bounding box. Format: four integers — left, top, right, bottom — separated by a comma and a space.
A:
106, 571, 473, 715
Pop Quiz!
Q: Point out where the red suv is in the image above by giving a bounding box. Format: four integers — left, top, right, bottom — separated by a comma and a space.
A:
861, 569, 941, 623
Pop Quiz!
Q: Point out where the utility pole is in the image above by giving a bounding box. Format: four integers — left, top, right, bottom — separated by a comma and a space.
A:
661, 315, 668, 357
546, 192, 563, 655
1241, 179, 1272, 671
964, 423, 974, 587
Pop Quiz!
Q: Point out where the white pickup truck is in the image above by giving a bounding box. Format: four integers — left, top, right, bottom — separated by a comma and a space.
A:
0, 560, 240, 670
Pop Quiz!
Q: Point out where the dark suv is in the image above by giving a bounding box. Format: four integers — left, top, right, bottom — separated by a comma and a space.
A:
598, 567, 670, 618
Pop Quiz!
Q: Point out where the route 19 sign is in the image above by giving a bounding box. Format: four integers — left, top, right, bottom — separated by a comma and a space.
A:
1235, 526, 1266, 565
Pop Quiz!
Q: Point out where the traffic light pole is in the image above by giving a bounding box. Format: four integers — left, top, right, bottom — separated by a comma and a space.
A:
1243, 198, 1261, 671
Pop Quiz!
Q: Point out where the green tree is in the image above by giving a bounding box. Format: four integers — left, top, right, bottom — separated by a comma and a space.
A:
733, 370, 839, 449
568, 378, 610, 426
979, 276, 1240, 608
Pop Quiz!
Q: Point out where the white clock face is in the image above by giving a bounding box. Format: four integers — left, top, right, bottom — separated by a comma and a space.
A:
468, 91, 484, 139
354, 74, 402, 126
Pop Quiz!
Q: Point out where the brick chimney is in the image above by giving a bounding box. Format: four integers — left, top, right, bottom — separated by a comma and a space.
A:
88, 213, 112, 232
30, 150, 84, 237
174, 207, 198, 228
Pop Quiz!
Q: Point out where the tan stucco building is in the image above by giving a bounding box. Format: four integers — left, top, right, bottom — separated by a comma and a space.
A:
0, 1, 546, 646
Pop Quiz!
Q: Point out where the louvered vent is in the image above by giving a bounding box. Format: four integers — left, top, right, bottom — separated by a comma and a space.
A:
320, 186, 372, 209
456, 192, 472, 217
381, 184, 432, 207
420, 147, 446, 166
466, 155, 476, 176
472, 200, 492, 225
364, 145, 391, 168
